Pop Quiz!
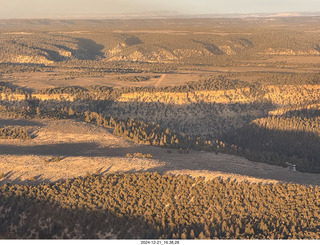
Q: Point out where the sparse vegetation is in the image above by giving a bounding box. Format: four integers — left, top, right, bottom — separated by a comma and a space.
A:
51, 156, 62, 162
126, 152, 153, 158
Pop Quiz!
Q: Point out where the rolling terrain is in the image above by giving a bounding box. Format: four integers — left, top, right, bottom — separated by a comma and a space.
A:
0, 116, 319, 186
0, 17, 320, 239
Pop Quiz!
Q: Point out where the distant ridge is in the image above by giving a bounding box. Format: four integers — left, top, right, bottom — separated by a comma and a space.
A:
189, 12, 320, 18
1, 11, 320, 20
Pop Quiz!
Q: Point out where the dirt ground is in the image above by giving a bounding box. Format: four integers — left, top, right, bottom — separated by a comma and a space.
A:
0, 116, 319, 186
2, 70, 198, 91
3, 63, 320, 92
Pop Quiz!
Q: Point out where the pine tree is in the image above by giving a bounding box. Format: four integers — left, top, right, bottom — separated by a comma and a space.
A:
68, 107, 74, 116
190, 229, 195, 239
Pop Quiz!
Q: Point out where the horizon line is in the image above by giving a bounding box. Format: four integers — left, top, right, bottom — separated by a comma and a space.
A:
1, 11, 320, 21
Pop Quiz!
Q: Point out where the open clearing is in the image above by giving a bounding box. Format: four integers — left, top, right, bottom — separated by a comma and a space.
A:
0, 116, 319, 186
2, 70, 198, 91
3, 62, 320, 92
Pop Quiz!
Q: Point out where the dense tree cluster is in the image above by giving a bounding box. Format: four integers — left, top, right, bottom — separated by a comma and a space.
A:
115, 75, 152, 82
113, 119, 182, 146
176, 77, 257, 93
0, 173, 319, 239
257, 73, 320, 86
79, 76, 262, 95
126, 152, 153, 158
0, 126, 30, 140
35, 85, 157, 101
0, 64, 51, 74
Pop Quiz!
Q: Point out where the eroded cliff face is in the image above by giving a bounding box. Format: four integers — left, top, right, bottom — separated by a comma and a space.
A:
117, 85, 320, 106
10, 55, 54, 65
262, 48, 320, 56
111, 51, 177, 63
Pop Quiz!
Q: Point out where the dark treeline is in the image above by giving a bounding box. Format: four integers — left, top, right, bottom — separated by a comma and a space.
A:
115, 75, 152, 82
257, 72, 320, 86
36, 85, 122, 101
0, 63, 52, 74
0, 173, 319, 239
178, 76, 257, 92
231, 72, 320, 86
59, 60, 178, 73
36, 85, 154, 101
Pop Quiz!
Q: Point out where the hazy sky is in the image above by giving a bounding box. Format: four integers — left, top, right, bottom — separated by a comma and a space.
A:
1, 0, 320, 19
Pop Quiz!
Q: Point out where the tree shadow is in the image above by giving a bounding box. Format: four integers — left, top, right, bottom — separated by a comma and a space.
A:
0, 191, 158, 239
0, 170, 58, 186
145, 149, 320, 186
0, 81, 23, 91
0, 142, 149, 158
0, 118, 44, 127
75, 38, 105, 60
191, 39, 224, 55
224, 122, 320, 174
1, 140, 319, 186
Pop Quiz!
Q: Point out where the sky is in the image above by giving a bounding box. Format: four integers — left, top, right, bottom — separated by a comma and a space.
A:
1, 0, 320, 19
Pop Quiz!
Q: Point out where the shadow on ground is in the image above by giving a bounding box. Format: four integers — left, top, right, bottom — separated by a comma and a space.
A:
0, 192, 160, 239
0, 118, 44, 127
0, 141, 319, 186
